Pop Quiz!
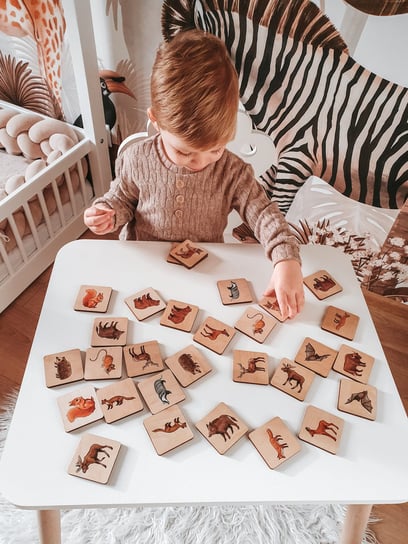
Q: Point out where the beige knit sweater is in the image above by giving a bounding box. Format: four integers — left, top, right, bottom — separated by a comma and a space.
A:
94, 134, 300, 266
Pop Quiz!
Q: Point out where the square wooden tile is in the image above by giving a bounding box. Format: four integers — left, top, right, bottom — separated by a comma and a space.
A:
337, 379, 377, 421
166, 242, 183, 264
321, 305, 359, 340
233, 349, 269, 385
68, 433, 121, 484
303, 270, 342, 300
333, 344, 375, 384
248, 416, 301, 469
57, 384, 103, 432
217, 278, 253, 305
298, 405, 344, 455
258, 294, 287, 322
270, 358, 315, 401
43, 348, 83, 388
137, 369, 186, 414
91, 317, 128, 346
234, 307, 277, 343
160, 300, 199, 332
74, 285, 112, 312
124, 287, 166, 321
84, 346, 123, 380
164, 344, 212, 387
143, 405, 194, 455
294, 337, 337, 377
195, 402, 248, 455
193, 316, 236, 354
96, 378, 144, 423
168, 239, 208, 268
123, 341, 165, 377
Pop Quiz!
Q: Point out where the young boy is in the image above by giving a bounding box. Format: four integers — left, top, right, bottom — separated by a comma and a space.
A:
84, 30, 304, 320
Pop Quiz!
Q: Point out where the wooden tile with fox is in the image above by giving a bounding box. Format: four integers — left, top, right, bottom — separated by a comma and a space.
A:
143, 405, 194, 455
96, 378, 144, 423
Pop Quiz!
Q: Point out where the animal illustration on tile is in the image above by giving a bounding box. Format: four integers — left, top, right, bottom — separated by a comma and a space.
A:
313, 274, 336, 292
175, 241, 204, 259
82, 288, 104, 309
281, 362, 305, 392
207, 414, 239, 442
168, 304, 192, 324
154, 376, 171, 404
237, 355, 266, 378
101, 395, 136, 410
152, 417, 187, 433
201, 323, 230, 341
54, 355, 72, 380
266, 429, 288, 460
133, 292, 160, 309
178, 353, 201, 375
66, 396, 96, 422
89, 348, 115, 375
96, 321, 124, 340
343, 351, 366, 377
334, 311, 350, 331
227, 281, 240, 299
304, 343, 330, 362
306, 420, 339, 441
76, 443, 113, 473
246, 312, 266, 335
345, 390, 373, 413
128, 345, 158, 371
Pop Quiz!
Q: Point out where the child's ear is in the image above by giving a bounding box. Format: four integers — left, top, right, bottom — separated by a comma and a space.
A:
147, 108, 159, 131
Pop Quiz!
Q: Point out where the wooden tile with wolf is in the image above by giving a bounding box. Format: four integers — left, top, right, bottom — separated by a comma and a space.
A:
74, 285, 113, 312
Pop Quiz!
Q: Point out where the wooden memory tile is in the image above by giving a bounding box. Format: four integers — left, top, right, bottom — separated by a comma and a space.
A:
168, 239, 208, 268
96, 378, 144, 423
137, 369, 186, 414
164, 344, 212, 387
68, 433, 121, 484
320, 305, 359, 341
234, 307, 277, 344
232, 349, 269, 385
217, 278, 253, 305
303, 270, 342, 300
270, 358, 315, 402
57, 384, 103, 432
160, 299, 199, 332
195, 402, 248, 455
124, 287, 166, 321
337, 379, 377, 421
193, 316, 236, 355
332, 344, 375, 384
123, 341, 165, 378
91, 317, 128, 347
298, 405, 344, 455
258, 294, 287, 322
43, 348, 83, 388
166, 242, 183, 264
294, 337, 337, 378
143, 404, 194, 455
84, 346, 123, 380
74, 285, 112, 313
248, 416, 301, 469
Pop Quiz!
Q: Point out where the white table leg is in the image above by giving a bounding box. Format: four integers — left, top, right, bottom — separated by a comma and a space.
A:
340, 504, 373, 544
37, 509, 61, 544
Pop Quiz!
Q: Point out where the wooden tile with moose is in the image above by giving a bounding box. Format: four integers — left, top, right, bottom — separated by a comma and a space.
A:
84, 346, 123, 380
332, 344, 375, 384
320, 305, 359, 341
270, 358, 315, 402
168, 239, 208, 268
57, 384, 103, 432
193, 316, 236, 355
217, 278, 253, 305
303, 270, 342, 300
124, 287, 166, 321
43, 348, 84, 388
160, 299, 199, 332
232, 349, 269, 385
123, 341, 165, 378
74, 285, 112, 313
195, 402, 248, 455
165, 344, 212, 387
258, 294, 287, 322
143, 404, 194, 455
234, 307, 277, 343
91, 317, 128, 347
137, 369, 186, 415
298, 405, 344, 455
294, 337, 337, 378
249, 416, 301, 469
337, 379, 377, 421
68, 433, 121, 484
96, 378, 144, 423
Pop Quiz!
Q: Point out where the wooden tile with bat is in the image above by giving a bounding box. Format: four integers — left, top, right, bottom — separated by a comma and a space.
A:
234, 307, 277, 344
168, 239, 208, 268
91, 317, 128, 346
84, 346, 123, 380
123, 340, 165, 378
193, 316, 236, 355
137, 368, 186, 414
332, 344, 375, 384
337, 379, 377, 421
294, 337, 337, 377
233, 349, 269, 385
248, 416, 301, 469
258, 294, 286, 322
298, 405, 344, 455
321, 305, 359, 340
125, 287, 166, 321
217, 278, 253, 305
270, 358, 315, 402
143, 404, 194, 455
74, 285, 112, 313
57, 384, 103, 432
96, 378, 144, 423
165, 344, 212, 387
68, 433, 121, 484
160, 299, 199, 332
303, 270, 342, 300
195, 402, 248, 455
43, 348, 83, 388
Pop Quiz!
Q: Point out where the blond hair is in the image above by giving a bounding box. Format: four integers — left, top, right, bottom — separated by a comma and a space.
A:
150, 29, 239, 148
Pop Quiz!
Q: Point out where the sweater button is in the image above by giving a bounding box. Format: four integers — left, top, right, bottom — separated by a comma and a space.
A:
176, 194, 184, 204
176, 178, 185, 189
175, 209, 183, 218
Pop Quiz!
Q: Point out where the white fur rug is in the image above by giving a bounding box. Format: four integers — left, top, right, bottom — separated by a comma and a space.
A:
0, 393, 378, 544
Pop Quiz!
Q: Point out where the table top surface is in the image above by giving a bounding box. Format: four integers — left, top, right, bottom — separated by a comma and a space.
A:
1, 240, 407, 509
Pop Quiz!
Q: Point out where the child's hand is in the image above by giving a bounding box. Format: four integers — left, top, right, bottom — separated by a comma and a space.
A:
264, 260, 304, 320
84, 204, 116, 235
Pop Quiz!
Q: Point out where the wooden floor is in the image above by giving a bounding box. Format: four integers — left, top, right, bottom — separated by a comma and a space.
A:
0, 230, 407, 543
